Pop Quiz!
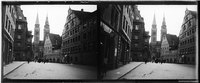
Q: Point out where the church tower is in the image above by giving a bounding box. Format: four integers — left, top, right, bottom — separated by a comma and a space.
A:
151, 13, 157, 44
33, 13, 40, 57
44, 14, 50, 41
161, 14, 167, 42
34, 13, 40, 45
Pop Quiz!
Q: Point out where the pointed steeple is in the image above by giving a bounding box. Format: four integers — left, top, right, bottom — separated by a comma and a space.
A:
45, 13, 49, 25
35, 13, 39, 24
152, 13, 156, 25
162, 13, 166, 25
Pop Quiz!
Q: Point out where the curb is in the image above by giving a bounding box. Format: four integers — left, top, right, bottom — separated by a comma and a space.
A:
3, 62, 26, 78
117, 62, 144, 79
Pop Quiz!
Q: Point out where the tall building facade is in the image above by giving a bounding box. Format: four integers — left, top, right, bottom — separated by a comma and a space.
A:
2, 5, 17, 65
131, 5, 150, 62
178, 9, 197, 64
33, 13, 40, 58
13, 5, 33, 61
100, 4, 133, 70
62, 8, 97, 66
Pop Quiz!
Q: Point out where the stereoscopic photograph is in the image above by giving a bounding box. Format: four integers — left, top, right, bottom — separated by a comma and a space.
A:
99, 4, 198, 80
1, 1, 199, 83
2, 4, 97, 79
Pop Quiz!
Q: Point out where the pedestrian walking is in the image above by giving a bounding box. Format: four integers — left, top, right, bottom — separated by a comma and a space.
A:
103, 58, 108, 76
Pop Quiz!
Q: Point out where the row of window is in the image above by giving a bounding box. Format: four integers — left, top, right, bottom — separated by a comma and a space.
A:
64, 20, 96, 39
161, 47, 170, 50
179, 46, 195, 55
63, 45, 81, 54
62, 42, 96, 55
44, 46, 52, 54
180, 37, 195, 46
180, 27, 195, 39
63, 29, 96, 47
63, 35, 81, 47
122, 16, 132, 38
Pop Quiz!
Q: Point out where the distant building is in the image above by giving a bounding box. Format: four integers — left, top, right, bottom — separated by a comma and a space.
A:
178, 9, 197, 64
161, 34, 179, 63
131, 5, 150, 62
2, 5, 17, 65
44, 33, 62, 62
150, 14, 161, 60
61, 8, 97, 65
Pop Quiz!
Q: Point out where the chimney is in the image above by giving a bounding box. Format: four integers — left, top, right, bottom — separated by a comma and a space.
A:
81, 9, 83, 12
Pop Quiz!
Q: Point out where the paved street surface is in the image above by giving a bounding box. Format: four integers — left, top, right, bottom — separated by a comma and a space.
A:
121, 62, 196, 79
4, 62, 97, 79
103, 62, 144, 79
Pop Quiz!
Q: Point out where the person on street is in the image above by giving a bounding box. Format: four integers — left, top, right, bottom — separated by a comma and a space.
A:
103, 58, 108, 77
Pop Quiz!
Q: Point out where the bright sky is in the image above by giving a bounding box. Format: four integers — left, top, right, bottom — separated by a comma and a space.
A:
21, 5, 97, 41
137, 5, 197, 41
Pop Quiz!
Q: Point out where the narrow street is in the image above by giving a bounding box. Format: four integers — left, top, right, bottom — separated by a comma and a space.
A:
120, 62, 196, 79
4, 62, 97, 79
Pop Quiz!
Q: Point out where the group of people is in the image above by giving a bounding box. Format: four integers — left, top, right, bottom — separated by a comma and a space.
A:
151, 58, 166, 64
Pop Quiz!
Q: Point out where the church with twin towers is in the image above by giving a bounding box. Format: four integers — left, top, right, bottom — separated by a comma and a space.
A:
33, 13, 62, 61
150, 13, 167, 59
150, 13, 179, 62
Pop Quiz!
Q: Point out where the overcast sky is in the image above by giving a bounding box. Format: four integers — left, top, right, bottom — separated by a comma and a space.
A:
137, 5, 197, 41
21, 5, 97, 41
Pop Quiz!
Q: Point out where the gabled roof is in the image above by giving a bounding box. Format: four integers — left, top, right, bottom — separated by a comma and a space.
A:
165, 34, 179, 50
72, 9, 93, 22
48, 33, 62, 49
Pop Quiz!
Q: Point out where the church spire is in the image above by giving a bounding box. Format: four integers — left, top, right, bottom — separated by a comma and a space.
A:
45, 13, 49, 25
152, 13, 156, 25
162, 13, 166, 26
35, 13, 39, 24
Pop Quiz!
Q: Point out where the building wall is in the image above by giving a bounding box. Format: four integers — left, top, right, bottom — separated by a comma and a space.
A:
2, 5, 17, 65
178, 9, 197, 64
62, 8, 97, 66
13, 6, 30, 61
131, 5, 150, 61
119, 5, 133, 65
44, 35, 52, 55
100, 4, 123, 69
161, 35, 170, 57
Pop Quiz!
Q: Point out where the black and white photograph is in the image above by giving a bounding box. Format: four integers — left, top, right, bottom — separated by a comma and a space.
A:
2, 4, 97, 79
1, 1, 199, 83
100, 4, 197, 80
